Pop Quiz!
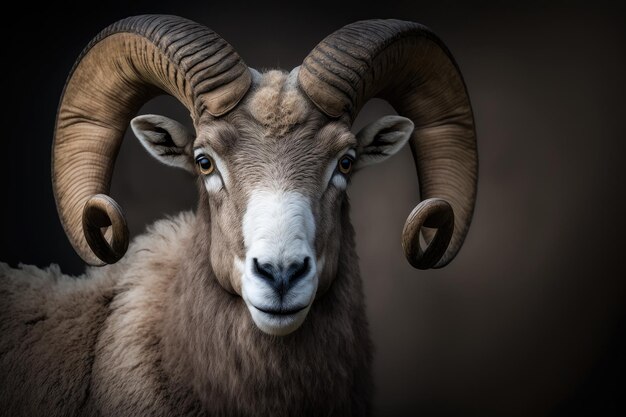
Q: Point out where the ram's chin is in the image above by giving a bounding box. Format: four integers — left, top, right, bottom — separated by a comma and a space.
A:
247, 304, 312, 336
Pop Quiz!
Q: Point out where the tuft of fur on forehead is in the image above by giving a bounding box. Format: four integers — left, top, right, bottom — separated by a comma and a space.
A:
247, 70, 309, 137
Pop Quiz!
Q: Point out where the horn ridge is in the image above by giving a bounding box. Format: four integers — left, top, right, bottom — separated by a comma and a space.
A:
52, 15, 251, 265
299, 19, 478, 268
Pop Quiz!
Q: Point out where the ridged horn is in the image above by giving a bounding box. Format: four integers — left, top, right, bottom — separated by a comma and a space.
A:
298, 19, 478, 269
52, 15, 251, 266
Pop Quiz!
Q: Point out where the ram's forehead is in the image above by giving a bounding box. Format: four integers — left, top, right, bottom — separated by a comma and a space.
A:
245, 70, 311, 137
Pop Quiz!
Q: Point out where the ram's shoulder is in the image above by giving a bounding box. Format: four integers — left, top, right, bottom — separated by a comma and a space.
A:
0, 262, 116, 415
0, 261, 117, 326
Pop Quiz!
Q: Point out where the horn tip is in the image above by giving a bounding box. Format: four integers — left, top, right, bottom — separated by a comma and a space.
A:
82, 194, 129, 265
402, 198, 454, 270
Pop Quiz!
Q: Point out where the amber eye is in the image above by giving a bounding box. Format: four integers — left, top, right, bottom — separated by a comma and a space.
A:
195, 155, 215, 175
338, 155, 354, 175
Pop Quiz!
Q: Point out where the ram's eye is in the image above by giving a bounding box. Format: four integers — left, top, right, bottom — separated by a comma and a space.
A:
195, 155, 215, 175
338, 155, 354, 175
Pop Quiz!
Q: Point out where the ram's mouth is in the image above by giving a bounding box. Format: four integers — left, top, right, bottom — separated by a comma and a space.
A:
253, 304, 308, 317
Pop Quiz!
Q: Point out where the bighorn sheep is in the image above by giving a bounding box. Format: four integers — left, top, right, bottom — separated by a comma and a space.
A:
0, 15, 477, 416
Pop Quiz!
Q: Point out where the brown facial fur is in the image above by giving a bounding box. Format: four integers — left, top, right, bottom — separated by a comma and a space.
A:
194, 70, 357, 297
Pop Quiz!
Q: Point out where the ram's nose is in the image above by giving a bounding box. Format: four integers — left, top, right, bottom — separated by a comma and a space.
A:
252, 257, 311, 297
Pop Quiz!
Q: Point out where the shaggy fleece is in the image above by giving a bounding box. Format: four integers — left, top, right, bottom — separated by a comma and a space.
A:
0, 212, 372, 416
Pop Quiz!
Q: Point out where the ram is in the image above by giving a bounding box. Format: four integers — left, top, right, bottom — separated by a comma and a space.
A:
0, 15, 477, 416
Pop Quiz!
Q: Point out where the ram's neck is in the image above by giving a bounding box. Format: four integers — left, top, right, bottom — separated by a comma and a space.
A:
158, 203, 371, 414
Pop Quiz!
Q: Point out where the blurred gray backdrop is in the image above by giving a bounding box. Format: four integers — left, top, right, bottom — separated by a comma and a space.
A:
1, 1, 624, 416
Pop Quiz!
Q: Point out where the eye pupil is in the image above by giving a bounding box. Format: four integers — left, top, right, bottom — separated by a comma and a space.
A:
199, 158, 211, 169
195, 155, 214, 174
338, 156, 353, 174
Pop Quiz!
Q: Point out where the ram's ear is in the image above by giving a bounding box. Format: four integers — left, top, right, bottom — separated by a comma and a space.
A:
355, 115, 414, 170
131, 114, 195, 172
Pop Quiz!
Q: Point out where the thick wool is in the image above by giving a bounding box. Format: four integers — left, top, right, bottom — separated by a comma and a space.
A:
0, 210, 372, 417
247, 70, 309, 137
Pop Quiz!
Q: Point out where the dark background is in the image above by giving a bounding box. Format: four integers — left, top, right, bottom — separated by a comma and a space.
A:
1, 1, 625, 416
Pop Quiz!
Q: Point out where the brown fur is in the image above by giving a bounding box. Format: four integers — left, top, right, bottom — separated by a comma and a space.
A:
0, 209, 372, 416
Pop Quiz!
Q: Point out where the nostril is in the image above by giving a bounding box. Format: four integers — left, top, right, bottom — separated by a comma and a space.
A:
286, 256, 311, 287
252, 257, 312, 295
253, 258, 275, 282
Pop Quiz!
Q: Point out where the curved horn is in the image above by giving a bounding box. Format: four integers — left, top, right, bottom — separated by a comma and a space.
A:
52, 15, 251, 266
299, 19, 478, 269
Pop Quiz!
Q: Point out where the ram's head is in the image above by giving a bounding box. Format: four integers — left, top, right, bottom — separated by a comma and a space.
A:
53, 16, 477, 335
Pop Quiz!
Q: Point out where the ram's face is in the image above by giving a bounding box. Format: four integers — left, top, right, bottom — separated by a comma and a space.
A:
194, 118, 357, 336
190, 71, 358, 335
131, 70, 413, 335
